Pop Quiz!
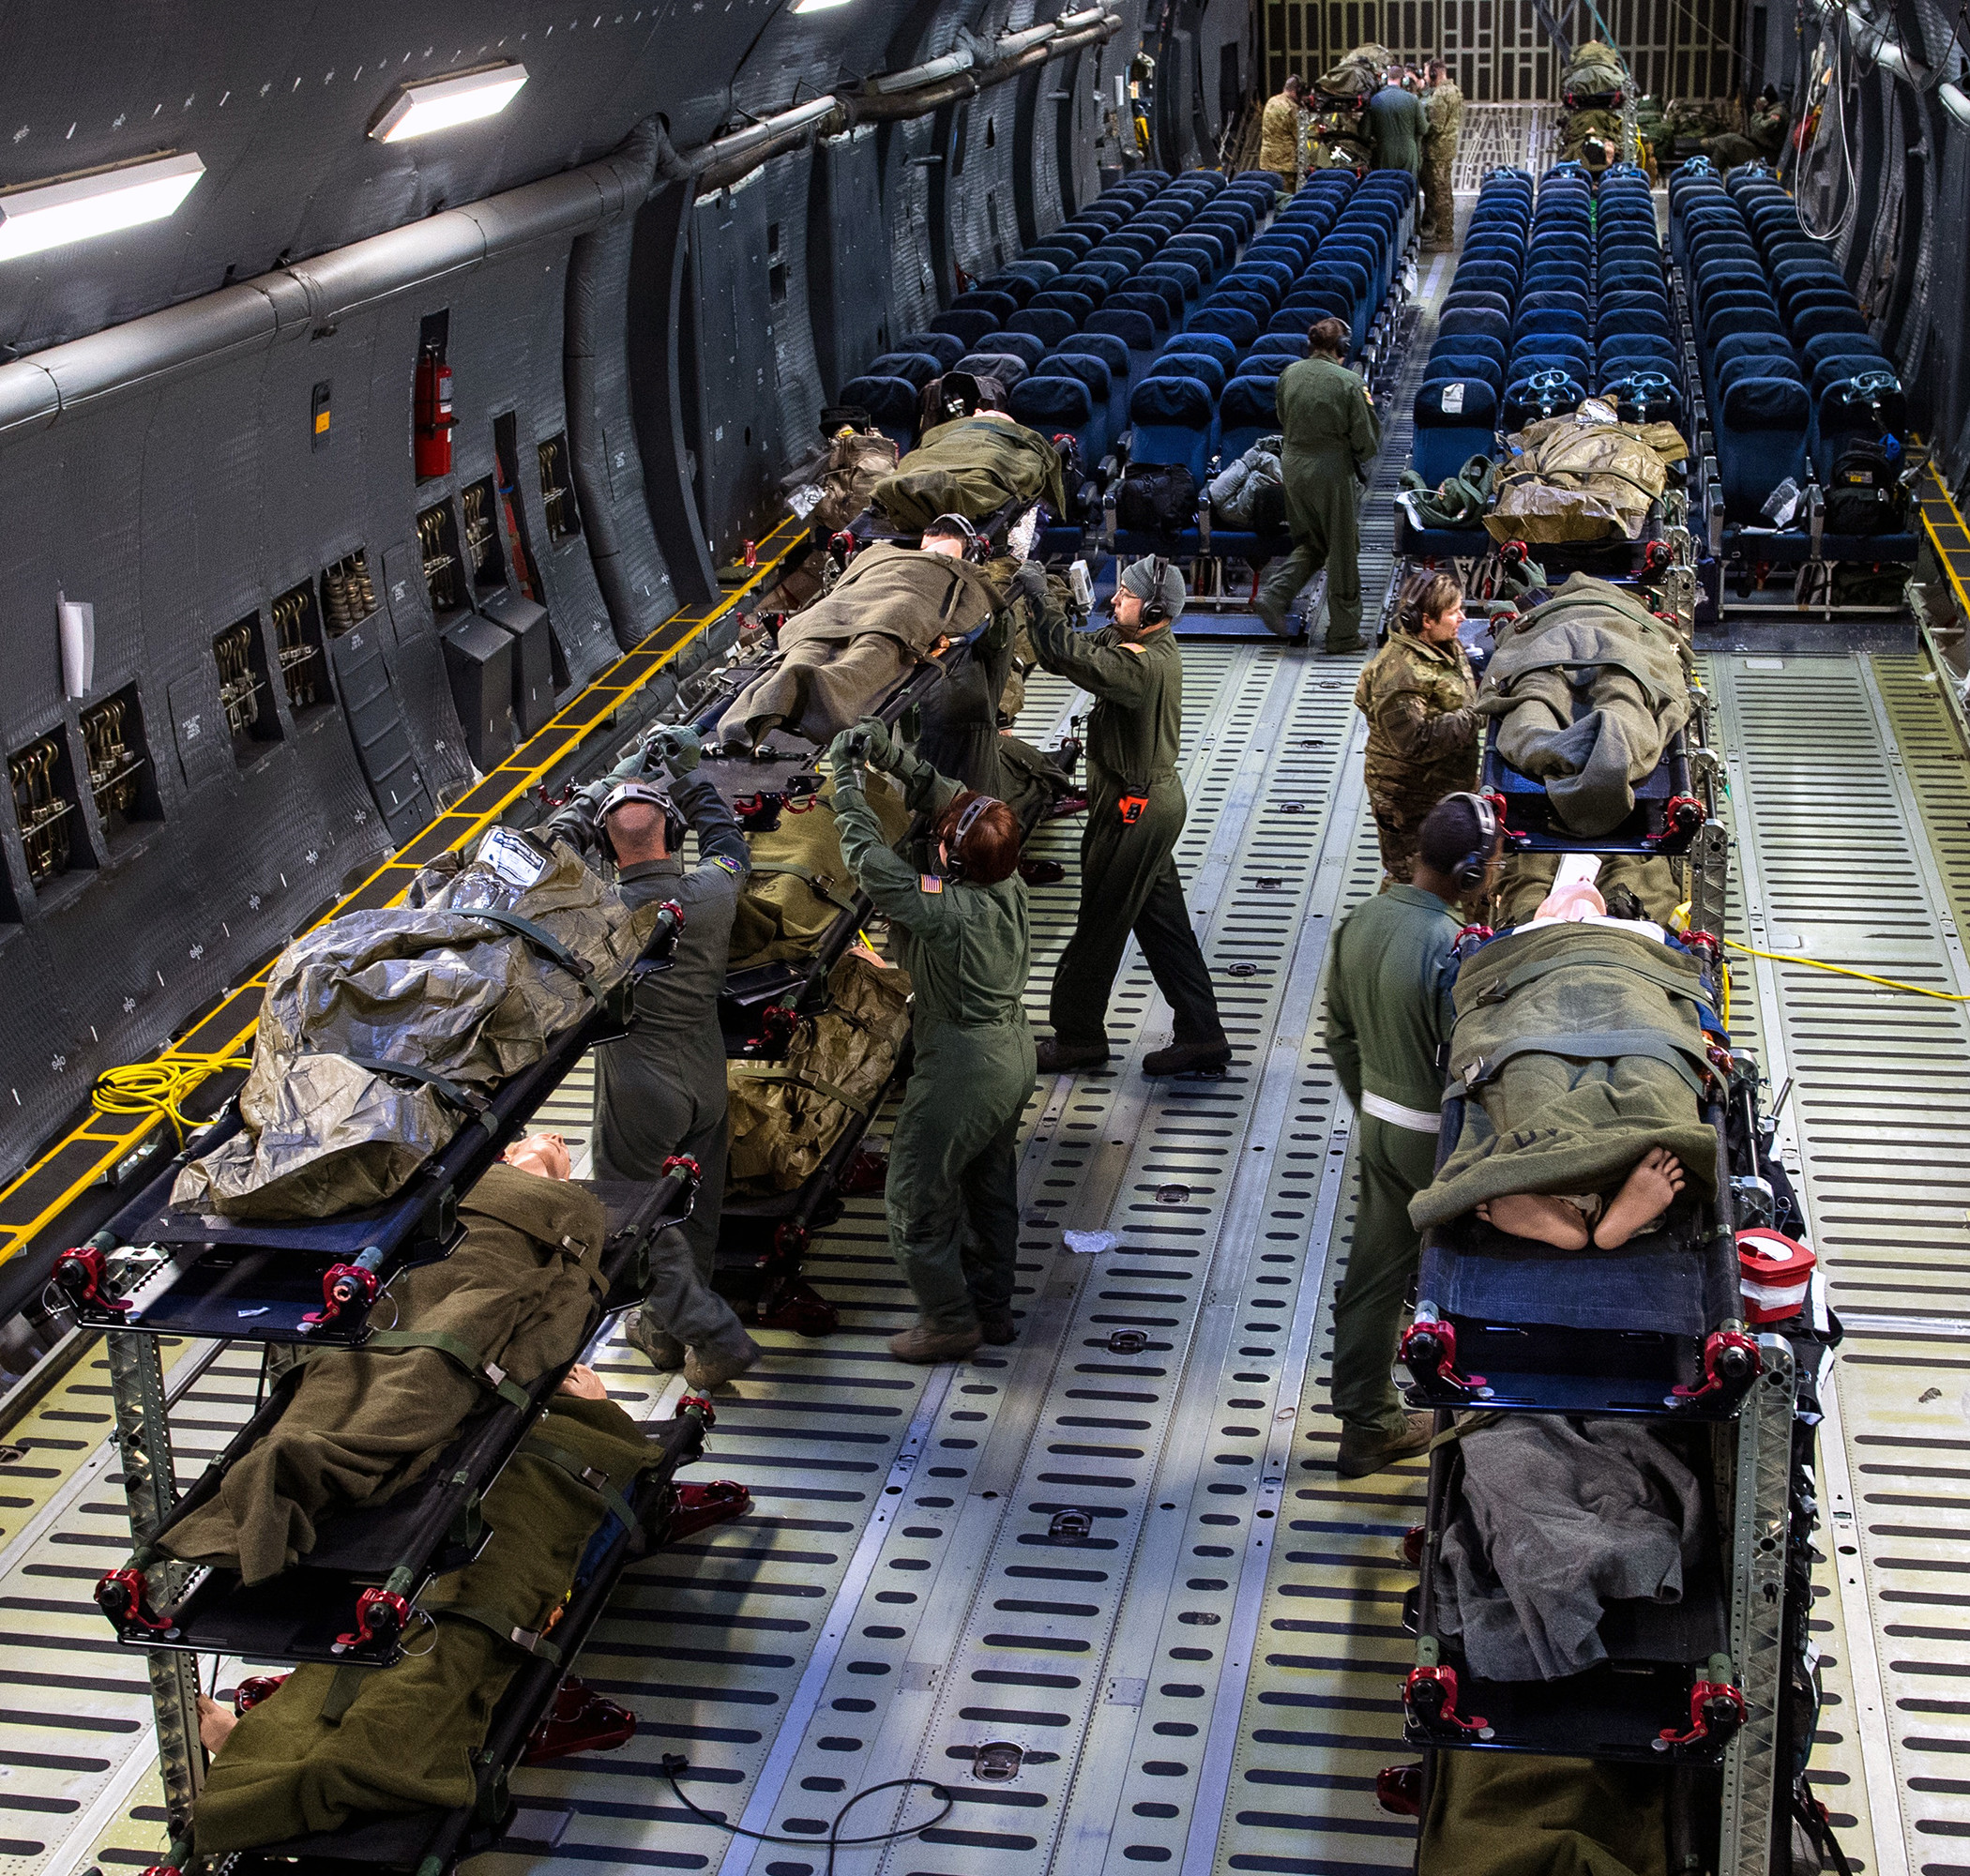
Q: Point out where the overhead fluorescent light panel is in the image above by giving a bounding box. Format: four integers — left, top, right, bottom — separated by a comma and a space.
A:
0, 151, 205, 262
793, 0, 856, 14
371, 62, 529, 143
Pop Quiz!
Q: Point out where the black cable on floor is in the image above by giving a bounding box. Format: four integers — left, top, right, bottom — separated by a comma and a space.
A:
662, 1755, 954, 1876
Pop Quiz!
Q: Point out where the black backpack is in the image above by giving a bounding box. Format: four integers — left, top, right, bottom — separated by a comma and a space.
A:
1115, 461, 1199, 537
1247, 478, 1288, 535
1823, 440, 1902, 536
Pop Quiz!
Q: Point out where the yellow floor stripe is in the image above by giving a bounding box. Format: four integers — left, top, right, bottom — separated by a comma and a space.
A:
0, 522, 805, 1272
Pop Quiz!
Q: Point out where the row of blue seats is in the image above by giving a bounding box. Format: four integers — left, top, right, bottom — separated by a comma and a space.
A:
1413, 163, 1684, 483
837, 167, 1284, 457
1669, 159, 1906, 520
840, 164, 1418, 477
1127, 171, 1420, 487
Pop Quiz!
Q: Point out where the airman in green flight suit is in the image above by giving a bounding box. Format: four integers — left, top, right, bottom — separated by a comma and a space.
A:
1023, 556, 1231, 1079
826, 718, 1037, 1366
1255, 320, 1383, 650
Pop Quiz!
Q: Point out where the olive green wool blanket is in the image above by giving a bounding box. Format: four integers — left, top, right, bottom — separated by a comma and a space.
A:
1408, 922, 1720, 1233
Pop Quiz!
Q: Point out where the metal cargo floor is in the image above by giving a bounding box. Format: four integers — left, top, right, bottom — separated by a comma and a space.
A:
4, 251, 1967, 1872
7, 657, 1969, 1876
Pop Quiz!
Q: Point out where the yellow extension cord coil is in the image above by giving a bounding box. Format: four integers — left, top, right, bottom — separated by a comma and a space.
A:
90, 1053, 253, 1142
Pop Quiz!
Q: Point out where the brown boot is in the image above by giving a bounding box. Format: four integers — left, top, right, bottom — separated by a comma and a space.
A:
624, 1309, 685, 1371
683, 1330, 763, 1390
888, 1319, 983, 1364
1143, 1039, 1232, 1077
1036, 1036, 1112, 1074
1337, 1411, 1436, 1479
977, 1307, 1018, 1345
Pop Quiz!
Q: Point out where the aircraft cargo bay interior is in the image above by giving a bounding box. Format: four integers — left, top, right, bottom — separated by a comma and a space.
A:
0, 7, 1967, 1876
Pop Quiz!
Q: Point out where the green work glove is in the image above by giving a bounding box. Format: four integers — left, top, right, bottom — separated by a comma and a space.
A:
848, 717, 898, 770
645, 724, 703, 776
825, 727, 871, 789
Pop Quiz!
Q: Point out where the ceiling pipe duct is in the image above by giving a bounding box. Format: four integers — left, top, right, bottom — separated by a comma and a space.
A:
690, 8, 1122, 177
690, 97, 843, 191
0, 8, 1121, 435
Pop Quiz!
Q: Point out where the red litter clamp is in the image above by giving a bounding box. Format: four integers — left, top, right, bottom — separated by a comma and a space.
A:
1656, 1673, 1747, 1752
1400, 1312, 1489, 1400
96, 1566, 177, 1637
1669, 1328, 1762, 1408
333, 1586, 411, 1655
1403, 1661, 1492, 1739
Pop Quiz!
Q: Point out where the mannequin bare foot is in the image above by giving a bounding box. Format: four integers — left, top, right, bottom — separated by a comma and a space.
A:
1478, 1193, 1592, 1249
1593, 1149, 1686, 1248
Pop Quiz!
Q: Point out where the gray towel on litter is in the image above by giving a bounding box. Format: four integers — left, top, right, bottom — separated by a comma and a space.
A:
1434, 1415, 1710, 1682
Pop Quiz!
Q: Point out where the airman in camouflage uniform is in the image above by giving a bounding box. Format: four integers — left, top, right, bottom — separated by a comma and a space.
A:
1354, 599, 1479, 884
1422, 63, 1463, 245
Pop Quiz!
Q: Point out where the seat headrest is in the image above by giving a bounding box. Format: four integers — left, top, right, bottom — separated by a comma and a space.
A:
1415, 376, 1502, 425
1009, 374, 1096, 429
1129, 374, 1214, 425
1220, 376, 1280, 425
1040, 349, 1113, 397
1088, 308, 1156, 349
1721, 376, 1811, 430
1188, 305, 1260, 346
837, 375, 920, 422
896, 331, 966, 371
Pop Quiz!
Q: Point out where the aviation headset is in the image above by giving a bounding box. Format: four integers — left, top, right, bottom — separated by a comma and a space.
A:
1121, 555, 1174, 626
942, 794, 1000, 881
1441, 792, 1499, 894
599, 779, 688, 860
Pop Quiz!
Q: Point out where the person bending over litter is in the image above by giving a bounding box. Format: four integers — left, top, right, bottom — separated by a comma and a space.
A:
826, 718, 1035, 1364
161, 1135, 610, 1585
1409, 865, 1720, 1255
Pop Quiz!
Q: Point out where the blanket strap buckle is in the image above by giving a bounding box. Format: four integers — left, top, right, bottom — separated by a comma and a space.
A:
1399, 1312, 1491, 1400
1668, 1328, 1762, 1408
1655, 1672, 1747, 1752
1403, 1661, 1493, 1740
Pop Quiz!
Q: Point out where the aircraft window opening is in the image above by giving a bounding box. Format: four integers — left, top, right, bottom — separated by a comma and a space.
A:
270, 581, 328, 713
81, 685, 155, 844
9, 731, 81, 886
214, 615, 280, 765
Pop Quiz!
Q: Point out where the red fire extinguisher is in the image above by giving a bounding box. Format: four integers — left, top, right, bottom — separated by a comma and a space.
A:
414, 342, 456, 479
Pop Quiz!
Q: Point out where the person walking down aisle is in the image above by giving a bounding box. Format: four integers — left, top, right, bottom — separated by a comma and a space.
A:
1255, 318, 1381, 650
1422, 59, 1463, 244
1259, 73, 1306, 188
1027, 557, 1232, 1079
1367, 65, 1428, 174
545, 727, 762, 1389
1323, 793, 1504, 1476
1356, 572, 1480, 883
826, 719, 1036, 1366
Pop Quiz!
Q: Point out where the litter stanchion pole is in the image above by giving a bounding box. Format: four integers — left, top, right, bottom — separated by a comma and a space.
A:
106, 1329, 205, 1836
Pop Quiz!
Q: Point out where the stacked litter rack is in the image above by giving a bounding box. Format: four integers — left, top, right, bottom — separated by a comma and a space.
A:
1383, 740, 1838, 1872
56, 893, 750, 1874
